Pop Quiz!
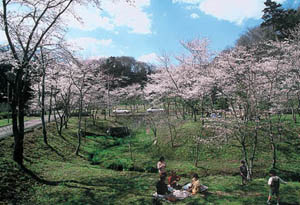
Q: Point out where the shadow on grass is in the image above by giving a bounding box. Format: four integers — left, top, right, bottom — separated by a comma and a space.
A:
21, 165, 83, 187
47, 143, 66, 159
28, 170, 154, 204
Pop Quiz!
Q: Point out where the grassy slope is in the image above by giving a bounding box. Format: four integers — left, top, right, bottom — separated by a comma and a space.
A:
0, 116, 300, 205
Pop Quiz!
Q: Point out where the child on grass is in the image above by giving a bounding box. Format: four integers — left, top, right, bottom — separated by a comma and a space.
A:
240, 160, 248, 186
168, 171, 181, 189
267, 169, 287, 205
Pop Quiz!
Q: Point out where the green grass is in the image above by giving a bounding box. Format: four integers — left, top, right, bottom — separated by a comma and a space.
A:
0, 118, 11, 126
1, 116, 300, 204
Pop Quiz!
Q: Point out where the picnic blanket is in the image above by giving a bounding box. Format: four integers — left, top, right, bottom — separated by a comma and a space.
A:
152, 190, 191, 201
153, 184, 208, 202
172, 190, 192, 199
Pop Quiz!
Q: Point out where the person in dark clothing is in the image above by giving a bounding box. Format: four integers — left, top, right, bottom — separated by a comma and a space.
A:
168, 171, 181, 189
155, 175, 177, 202
156, 175, 170, 195
240, 160, 248, 185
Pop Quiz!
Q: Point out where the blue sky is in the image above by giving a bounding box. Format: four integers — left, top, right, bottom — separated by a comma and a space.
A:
1, 0, 299, 64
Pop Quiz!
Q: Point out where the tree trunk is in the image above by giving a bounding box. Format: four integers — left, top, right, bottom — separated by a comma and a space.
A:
292, 107, 297, 124
241, 141, 251, 180
193, 107, 197, 122
92, 109, 98, 125
48, 85, 53, 123
128, 135, 134, 165
104, 109, 107, 120
75, 93, 83, 155
12, 70, 25, 165
268, 116, 277, 169
249, 122, 258, 178
153, 127, 158, 145
40, 65, 48, 145
182, 104, 185, 120
168, 122, 176, 148
271, 141, 277, 169
194, 140, 200, 167
12, 103, 24, 165
201, 104, 205, 126
174, 97, 178, 117
7, 82, 10, 124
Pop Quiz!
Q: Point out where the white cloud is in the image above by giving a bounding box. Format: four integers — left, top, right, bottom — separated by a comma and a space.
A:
172, 0, 200, 4
172, 0, 287, 25
65, 6, 114, 31
102, 0, 152, 34
190, 13, 199, 19
67, 37, 112, 57
98, 39, 113, 47
68, 37, 112, 48
66, 0, 152, 34
138, 52, 159, 64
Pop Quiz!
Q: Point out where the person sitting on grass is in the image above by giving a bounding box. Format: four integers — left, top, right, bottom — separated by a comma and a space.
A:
168, 171, 181, 189
184, 173, 208, 195
155, 175, 177, 202
183, 174, 208, 195
156, 175, 170, 195
267, 169, 287, 205
188, 174, 201, 195
240, 160, 248, 186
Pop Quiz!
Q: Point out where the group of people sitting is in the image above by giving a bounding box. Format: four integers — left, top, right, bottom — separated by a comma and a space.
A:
154, 157, 208, 202
154, 157, 288, 204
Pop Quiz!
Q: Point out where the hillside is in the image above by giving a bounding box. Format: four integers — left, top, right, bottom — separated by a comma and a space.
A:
0, 117, 300, 205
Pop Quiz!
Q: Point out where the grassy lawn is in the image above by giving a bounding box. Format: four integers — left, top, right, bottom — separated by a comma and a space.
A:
0, 118, 12, 127
1, 116, 300, 205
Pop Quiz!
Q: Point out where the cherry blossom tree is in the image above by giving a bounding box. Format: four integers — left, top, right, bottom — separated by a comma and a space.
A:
34, 45, 67, 145
0, 0, 95, 164
145, 38, 214, 122
51, 62, 74, 137
212, 39, 290, 174
0, 0, 133, 165
281, 24, 300, 122
68, 59, 98, 155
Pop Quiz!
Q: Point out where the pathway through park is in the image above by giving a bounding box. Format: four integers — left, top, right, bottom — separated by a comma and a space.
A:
0, 117, 55, 140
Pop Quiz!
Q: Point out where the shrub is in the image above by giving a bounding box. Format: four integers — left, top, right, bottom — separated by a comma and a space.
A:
103, 158, 133, 171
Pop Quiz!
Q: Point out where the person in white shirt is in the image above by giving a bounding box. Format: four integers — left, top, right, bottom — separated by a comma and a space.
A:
157, 156, 166, 177
267, 169, 287, 205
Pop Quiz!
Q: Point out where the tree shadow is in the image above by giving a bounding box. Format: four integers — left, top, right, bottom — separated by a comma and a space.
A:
46, 143, 65, 159
20, 165, 82, 187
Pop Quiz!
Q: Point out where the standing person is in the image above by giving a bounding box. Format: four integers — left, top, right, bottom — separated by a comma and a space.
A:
157, 156, 167, 177
240, 160, 248, 186
267, 169, 287, 205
